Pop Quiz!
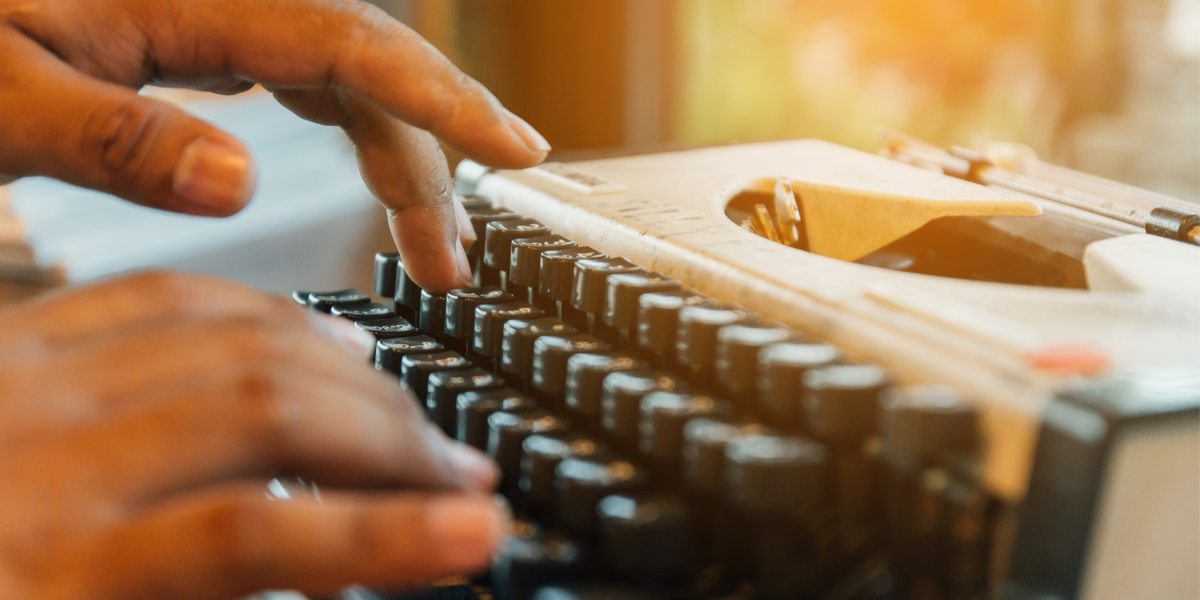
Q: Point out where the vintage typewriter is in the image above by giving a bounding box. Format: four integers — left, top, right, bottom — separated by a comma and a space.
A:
291, 135, 1200, 600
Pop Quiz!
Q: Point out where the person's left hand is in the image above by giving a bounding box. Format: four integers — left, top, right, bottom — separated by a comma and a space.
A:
0, 0, 552, 293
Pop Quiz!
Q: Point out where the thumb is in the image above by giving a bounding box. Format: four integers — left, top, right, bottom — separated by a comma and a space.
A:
0, 33, 256, 216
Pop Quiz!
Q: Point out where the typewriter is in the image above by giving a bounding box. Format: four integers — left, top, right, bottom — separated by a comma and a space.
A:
291, 135, 1200, 600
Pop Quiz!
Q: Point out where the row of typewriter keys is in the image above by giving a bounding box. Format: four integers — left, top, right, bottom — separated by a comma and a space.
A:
292, 195, 991, 600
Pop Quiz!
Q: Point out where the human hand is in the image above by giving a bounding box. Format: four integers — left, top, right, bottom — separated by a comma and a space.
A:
0, 271, 507, 599
0, 0, 551, 292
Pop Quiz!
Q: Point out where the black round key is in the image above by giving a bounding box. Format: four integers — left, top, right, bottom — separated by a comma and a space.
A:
598, 492, 696, 582
457, 388, 537, 449
331, 302, 395, 322
493, 531, 585, 600
564, 353, 648, 428
570, 257, 645, 315
879, 384, 977, 461
758, 342, 843, 430
532, 335, 612, 400
725, 434, 829, 514
394, 261, 423, 320
682, 418, 767, 494
600, 371, 687, 450
307, 289, 370, 313
636, 290, 716, 363
556, 457, 650, 538
373, 252, 401, 298
539, 247, 608, 302
418, 290, 447, 338
639, 392, 730, 470
459, 193, 493, 212
604, 272, 681, 331
375, 335, 443, 375
355, 316, 418, 341
485, 218, 551, 271
714, 322, 796, 407
501, 317, 577, 379
521, 433, 609, 518
676, 304, 760, 387
802, 364, 889, 443
488, 409, 571, 496
512, 234, 578, 289
291, 290, 313, 307
427, 367, 505, 434
467, 207, 520, 259
532, 586, 656, 600
445, 286, 514, 341
400, 351, 469, 404
475, 302, 546, 358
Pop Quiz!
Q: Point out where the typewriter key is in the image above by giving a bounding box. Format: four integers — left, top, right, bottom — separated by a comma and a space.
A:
426, 367, 505, 434
758, 342, 842, 430
555, 457, 650, 540
564, 353, 647, 431
521, 432, 609, 521
393, 260, 423, 323
417, 290, 447, 341
457, 388, 536, 449
458, 193, 493, 212
488, 409, 571, 498
372, 252, 401, 299
676, 304, 760, 393
639, 392, 730, 473
880, 384, 978, 463
307, 289, 370, 314
540, 246, 609, 328
330, 302, 395, 322
714, 322, 797, 410
291, 290, 314, 307
445, 286, 514, 356
600, 371, 686, 453
374, 335, 443, 376
493, 530, 585, 600
725, 434, 829, 514
597, 492, 696, 583
571, 258, 645, 341
469, 207, 520, 285
531, 334, 611, 410
804, 364, 890, 442
604, 271, 681, 349
475, 302, 546, 365
636, 290, 716, 370
355, 316, 418, 341
681, 418, 767, 495
486, 218, 551, 294
501, 317, 577, 390
399, 351, 469, 405
512, 234, 578, 304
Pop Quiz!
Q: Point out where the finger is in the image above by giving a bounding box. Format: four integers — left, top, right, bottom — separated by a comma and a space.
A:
124, 0, 551, 168
454, 193, 478, 250
24, 363, 495, 500
273, 87, 471, 292
0, 32, 257, 216
70, 488, 507, 600
0, 272, 370, 357
0, 316, 379, 433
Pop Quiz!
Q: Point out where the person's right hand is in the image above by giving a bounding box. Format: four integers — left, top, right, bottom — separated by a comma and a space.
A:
0, 271, 508, 600
0, 0, 551, 293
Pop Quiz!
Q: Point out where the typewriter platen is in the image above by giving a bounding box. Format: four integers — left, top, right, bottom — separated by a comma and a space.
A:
292, 137, 1199, 600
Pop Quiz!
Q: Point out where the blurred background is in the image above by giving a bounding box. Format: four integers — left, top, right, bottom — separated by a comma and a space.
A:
382, 0, 1199, 202
2, 0, 1197, 303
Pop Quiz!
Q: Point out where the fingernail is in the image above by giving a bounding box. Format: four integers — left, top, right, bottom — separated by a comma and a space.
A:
446, 442, 499, 491
453, 243, 475, 288
308, 312, 377, 358
503, 110, 551, 154
174, 138, 256, 212
426, 496, 508, 570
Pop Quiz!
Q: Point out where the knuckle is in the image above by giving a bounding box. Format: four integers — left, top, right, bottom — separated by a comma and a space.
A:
81, 96, 170, 189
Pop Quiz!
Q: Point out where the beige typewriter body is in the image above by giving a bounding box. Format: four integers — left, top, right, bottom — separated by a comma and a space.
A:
472, 140, 1200, 503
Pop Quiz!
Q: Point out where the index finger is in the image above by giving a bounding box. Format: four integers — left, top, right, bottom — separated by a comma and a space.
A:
133, 0, 550, 168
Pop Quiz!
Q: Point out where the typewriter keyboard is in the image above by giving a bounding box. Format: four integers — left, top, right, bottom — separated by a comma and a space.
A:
292, 195, 992, 600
